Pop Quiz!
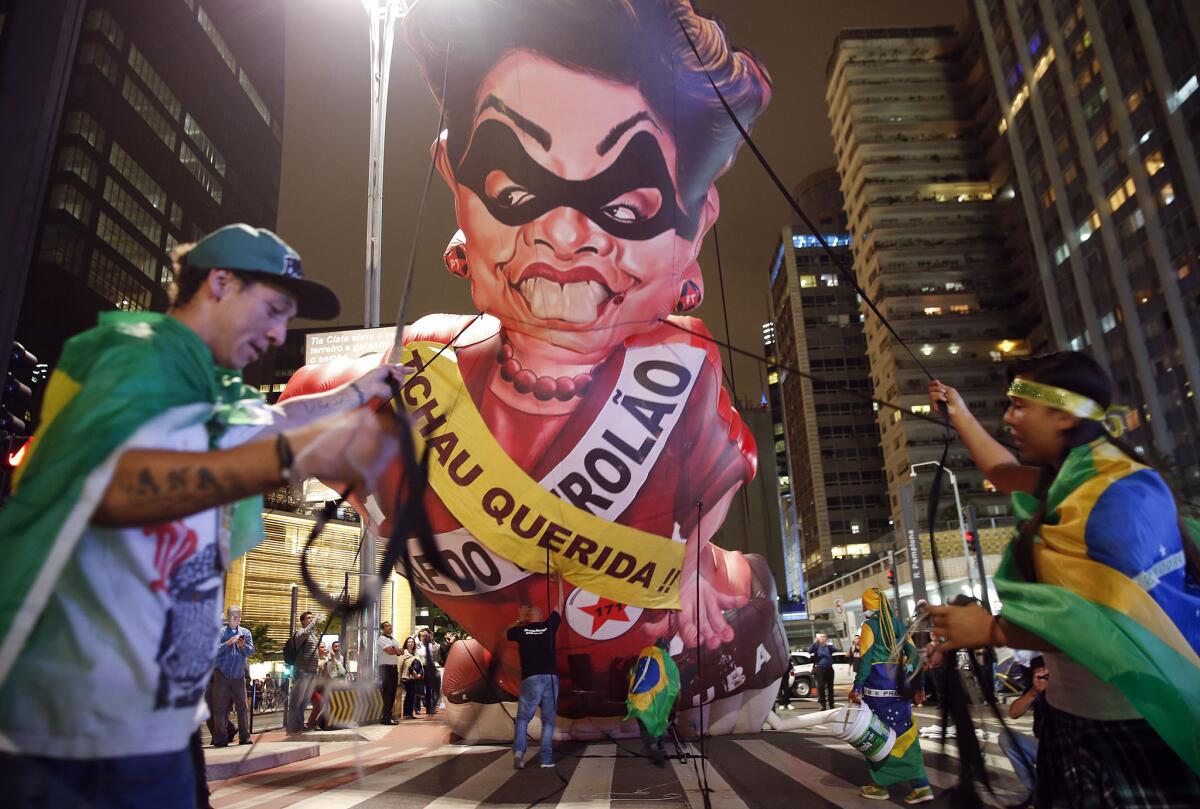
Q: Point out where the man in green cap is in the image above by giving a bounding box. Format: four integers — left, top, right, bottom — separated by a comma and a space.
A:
0, 225, 404, 807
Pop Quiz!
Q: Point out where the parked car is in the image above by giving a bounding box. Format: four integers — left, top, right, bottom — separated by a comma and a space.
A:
789, 651, 856, 699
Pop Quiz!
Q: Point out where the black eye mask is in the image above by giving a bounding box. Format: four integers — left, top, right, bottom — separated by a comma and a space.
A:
455, 119, 699, 241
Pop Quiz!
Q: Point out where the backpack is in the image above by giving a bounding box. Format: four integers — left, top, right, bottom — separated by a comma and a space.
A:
410, 658, 423, 681
283, 632, 300, 666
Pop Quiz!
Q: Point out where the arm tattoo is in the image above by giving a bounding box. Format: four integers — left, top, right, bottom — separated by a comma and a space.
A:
119, 465, 248, 514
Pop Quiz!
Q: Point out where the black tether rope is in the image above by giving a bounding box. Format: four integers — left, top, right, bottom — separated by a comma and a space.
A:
672, 13, 1032, 806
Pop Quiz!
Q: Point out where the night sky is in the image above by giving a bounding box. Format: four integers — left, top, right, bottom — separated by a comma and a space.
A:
278, 0, 965, 397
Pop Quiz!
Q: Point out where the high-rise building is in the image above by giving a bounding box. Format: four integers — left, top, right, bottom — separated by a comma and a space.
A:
8, 0, 286, 377
826, 27, 1034, 537
971, 0, 1200, 481
766, 169, 891, 589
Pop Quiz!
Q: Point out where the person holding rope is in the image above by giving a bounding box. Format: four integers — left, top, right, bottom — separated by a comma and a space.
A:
0, 225, 404, 807
506, 603, 561, 769
848, 587, 933, 804
926, 352, 1200, 807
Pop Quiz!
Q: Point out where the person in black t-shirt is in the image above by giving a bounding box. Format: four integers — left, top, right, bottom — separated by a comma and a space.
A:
505, 605, 561, 769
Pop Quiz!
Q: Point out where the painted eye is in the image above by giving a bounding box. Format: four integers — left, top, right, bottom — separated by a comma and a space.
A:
484, 170, 535, 208
600, 188, 662, 224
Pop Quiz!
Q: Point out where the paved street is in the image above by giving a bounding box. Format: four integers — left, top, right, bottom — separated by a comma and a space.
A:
206, 705, 1030, 808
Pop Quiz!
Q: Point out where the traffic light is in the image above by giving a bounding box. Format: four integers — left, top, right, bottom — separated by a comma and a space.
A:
886, 568, 896, 585
964, 528, 979, 552
1, 343, 38, 436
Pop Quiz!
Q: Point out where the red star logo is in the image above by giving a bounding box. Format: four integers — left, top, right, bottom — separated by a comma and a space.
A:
579, 598, 630, 634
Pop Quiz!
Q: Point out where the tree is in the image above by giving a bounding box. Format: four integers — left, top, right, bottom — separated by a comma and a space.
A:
248, 623, 280, 662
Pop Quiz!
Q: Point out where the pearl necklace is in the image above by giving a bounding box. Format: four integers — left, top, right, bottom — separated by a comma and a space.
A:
496, 337, 595, 402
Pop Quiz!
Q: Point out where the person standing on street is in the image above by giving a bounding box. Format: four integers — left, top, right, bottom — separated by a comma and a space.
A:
286, 611, 321, 733
506, 605, 561, 769
399, 637, 422, 719
416, 628, 441, 716
808, 633, 836, 710
377, 622, 402, 725
0, 224, 404, 808
210, 605, 254, 747
327, 641, 347, 682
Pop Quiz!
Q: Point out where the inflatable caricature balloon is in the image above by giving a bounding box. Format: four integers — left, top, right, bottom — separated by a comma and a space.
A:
283, 0, 788, 740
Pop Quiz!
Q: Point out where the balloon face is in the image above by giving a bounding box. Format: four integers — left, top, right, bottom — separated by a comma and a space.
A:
444, 52, 712, 356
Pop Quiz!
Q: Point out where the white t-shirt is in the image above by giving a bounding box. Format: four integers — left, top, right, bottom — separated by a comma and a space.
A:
0, 403, 273, 759
1043, 651, 1141, 721
377, 634, 399, 666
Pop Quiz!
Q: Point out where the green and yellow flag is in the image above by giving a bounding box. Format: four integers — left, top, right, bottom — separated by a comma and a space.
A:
0, 312, 266, 687
625, 643, 680, 739
996, 439, 1200, 774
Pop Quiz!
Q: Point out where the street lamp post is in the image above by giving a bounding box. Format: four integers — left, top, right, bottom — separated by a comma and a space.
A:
360, 0, 421, 328
909, 461, 977, 597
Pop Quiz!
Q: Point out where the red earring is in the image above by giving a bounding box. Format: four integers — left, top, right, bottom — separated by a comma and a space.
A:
673, 279, 703, 313
443, 244, 468, 278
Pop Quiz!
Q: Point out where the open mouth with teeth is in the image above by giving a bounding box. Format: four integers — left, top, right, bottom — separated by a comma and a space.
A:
511, 264, 628, 324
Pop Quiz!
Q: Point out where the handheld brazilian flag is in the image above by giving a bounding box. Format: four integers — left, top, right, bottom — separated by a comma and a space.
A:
996, 439, 1200, 775
625, 643, 680, 740
0, 312, 267, 688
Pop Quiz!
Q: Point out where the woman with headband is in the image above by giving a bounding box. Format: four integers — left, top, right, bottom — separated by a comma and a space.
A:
926, 352, 1200, 807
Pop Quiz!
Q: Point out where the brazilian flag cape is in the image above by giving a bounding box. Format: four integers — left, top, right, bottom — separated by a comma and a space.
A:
625, 643, 680, 739
996, 438, 1200, 775
0, 312, 267, 688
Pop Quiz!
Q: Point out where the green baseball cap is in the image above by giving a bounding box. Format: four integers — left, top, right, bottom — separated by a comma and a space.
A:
185, 224, 340, 319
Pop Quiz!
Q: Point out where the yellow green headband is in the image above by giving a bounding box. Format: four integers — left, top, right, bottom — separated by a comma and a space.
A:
1007, 377, 1130, 437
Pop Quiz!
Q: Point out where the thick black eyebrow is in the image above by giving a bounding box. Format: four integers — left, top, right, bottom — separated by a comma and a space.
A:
597, 112, 661, 156
479, 95, 551, 151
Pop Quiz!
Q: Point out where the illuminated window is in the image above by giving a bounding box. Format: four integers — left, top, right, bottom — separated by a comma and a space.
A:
1077, 220, 1093, 242
88, 252, 152, 311
84, 9, 125, 51
57, 146, 99, 187
799, 275, 816, 288
1089, 210, 1101, 231
238, 68, 274, 130
180, 144, 223, 204
1127, 90, 1142, 113
920, 344, 934, 356
1145, 151, 1165, 176
892, 409, 903, 423
1093, 128, 1108, 151
48, 184, 93, 224
950, 304, 970, 314
911, 404, 931, 415
78, 41, 119, 82
768, 370, 779, 385
1124, 177, 1136, 197
820, 273, 839, 287
1108, 186, 1127, 212
184, 114, 226, 176
128, 45, 181, 120
198, 7, 236, 73
1054, 243, 1070, 264
948, 343, 960, 354
849, 522, 862, 535
1160, 183, 1175, 206
923, 306, 943, 316
102, 178, 162, 246
1100, 311, 1117, 333
122, 77, 177, 152
997, 118, 1008, 135
64, 110, 105, 152
1168, 75, 1198, 112
97, 213, 158, 280
109, 142, 165, 210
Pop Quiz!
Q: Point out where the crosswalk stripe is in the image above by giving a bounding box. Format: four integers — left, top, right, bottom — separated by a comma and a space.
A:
284, 744, 481, 809
672, 754, 751, 809
734, 739, 893, 808
216, 746, 419, 809
424, 748, 521, 808
211, 745, 389, 803
558, 744, 616, 809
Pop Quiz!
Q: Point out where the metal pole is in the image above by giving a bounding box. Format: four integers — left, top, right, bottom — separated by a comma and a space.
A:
967, 504, 990, 607
288, 582, 298, 634
886, 548, 903, 620
946, 467, 976, 595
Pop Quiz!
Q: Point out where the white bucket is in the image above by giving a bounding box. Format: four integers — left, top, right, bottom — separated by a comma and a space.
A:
833, 705, 896, 762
